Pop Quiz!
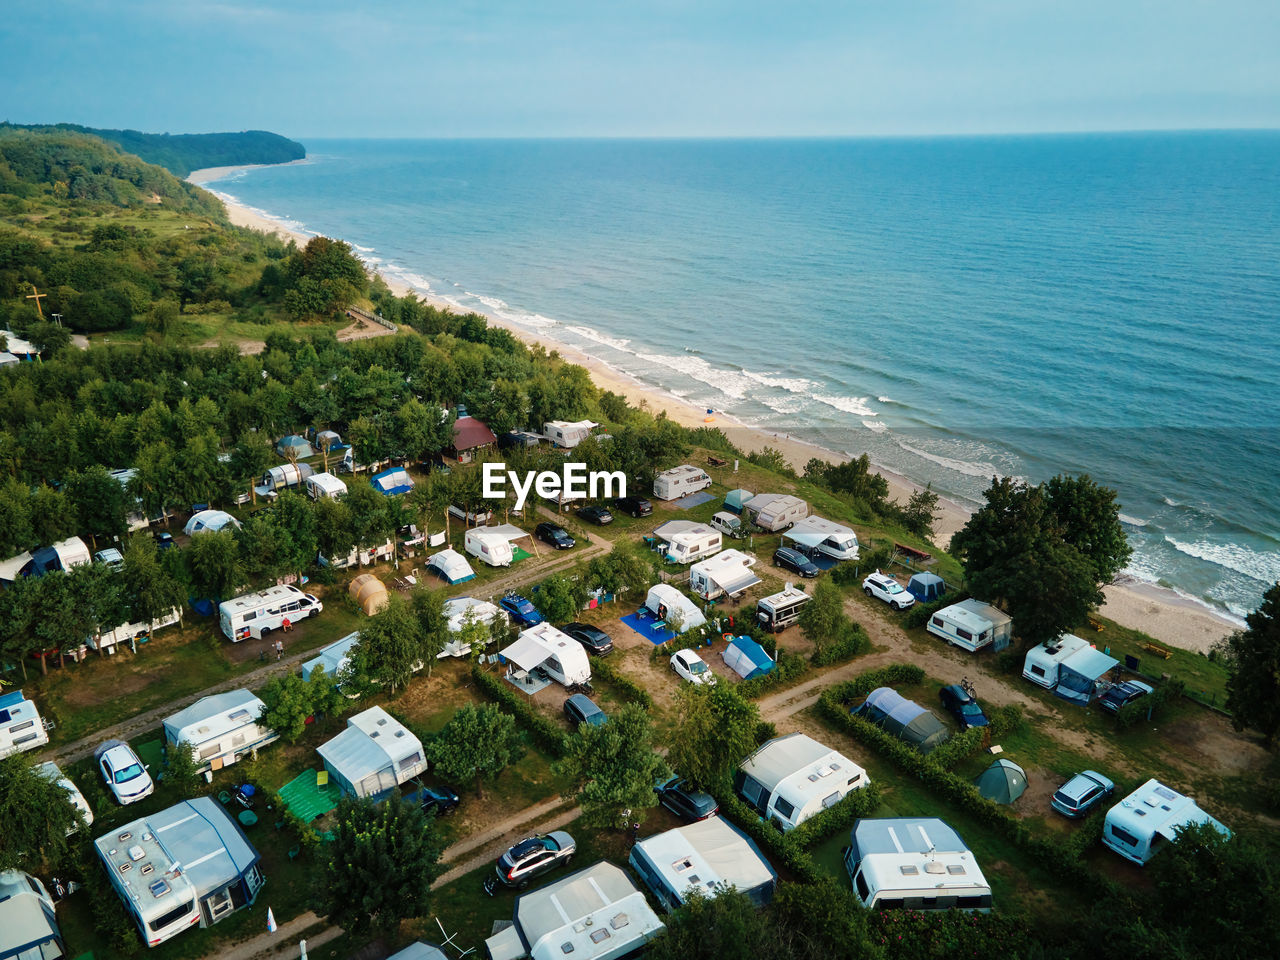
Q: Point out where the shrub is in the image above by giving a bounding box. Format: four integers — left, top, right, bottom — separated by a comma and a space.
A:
736, 649, 809, 699
1115, 678, 1186, 731
754, 720, 778, 745
650, 625, 718, 664
904, 590, 971, 630
810, 622, 870, 667
926, 726, 987, 770
592, 656, 654, 710
987, 703, 1026, 737
995, 648, 1023, 675
470, 664, 568, 757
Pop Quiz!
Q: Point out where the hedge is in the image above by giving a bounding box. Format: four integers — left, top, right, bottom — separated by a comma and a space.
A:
810, 622, 871, 667
736, 649, 809, 699
827, 664, 925, 705
926, 725, 988, 770
789, 780, 883, 848
590, 655, 654, 710
470, 664, 568, 757
987, 703, 1026, 737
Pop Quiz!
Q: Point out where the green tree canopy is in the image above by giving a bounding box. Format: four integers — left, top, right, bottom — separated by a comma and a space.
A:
666, 683, 761, 790
351, 592, 422, 694
424, 703, 523, 798
1217, 582, 1280, 746
555, 703, 670, 829
0, 754, 83, 872
182, 528, 245, 601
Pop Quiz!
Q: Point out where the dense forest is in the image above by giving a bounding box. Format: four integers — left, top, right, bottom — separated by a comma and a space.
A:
0, 122, 305, 176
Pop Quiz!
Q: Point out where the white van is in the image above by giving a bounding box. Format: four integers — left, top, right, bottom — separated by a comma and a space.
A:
757, 585, 811, 632
219, 585, 322, 642
653, 465, 712, 501
465, 528, 514, 567
709, 511, 745, 539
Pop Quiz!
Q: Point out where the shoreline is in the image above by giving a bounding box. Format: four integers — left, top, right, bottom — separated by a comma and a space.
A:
188, 165, 1243, 655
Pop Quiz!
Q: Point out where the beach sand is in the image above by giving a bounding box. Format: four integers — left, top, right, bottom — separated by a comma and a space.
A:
190, 167, 1242, 655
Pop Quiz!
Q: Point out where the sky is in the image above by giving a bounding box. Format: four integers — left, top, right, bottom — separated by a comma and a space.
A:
3, 0, 1278, 139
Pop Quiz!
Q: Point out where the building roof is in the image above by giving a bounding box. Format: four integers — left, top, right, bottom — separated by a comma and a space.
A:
452, 415, 497, 451
0, 870, 60, 960
163, 690, 265, 747
632, 816, 775, 905
316, 706, 423, 786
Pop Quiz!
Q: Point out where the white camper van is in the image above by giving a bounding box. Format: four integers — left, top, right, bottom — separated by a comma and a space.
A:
0, 690, 50, 760
219, 585, 322, 642
756, 585, 811, 632
783, 515, 860, 561
465, 528, 514, 567
1103, 779, 1231, 866
653, 465, 712, 501
305, 472, 347, 500
688, 549, 761, 601
500, 622, 592, 688
709, 511, 745, 539
844, 818, 992, 912
440, 598, 508, 658
653, 520, 722, 564
927, 599, 1013, 653
743, 493, 808, 532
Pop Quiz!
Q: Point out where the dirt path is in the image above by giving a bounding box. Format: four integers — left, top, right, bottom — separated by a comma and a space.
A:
432, 798, 581, 889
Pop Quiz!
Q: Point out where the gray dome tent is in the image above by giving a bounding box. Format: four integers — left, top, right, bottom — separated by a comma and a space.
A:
854, 687, 950, 754
974, 758, 1027, 804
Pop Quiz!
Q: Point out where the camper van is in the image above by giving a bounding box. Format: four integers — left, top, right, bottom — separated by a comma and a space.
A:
465, 528, 514, 567
927, 599, 1013, 653
653, 520, 722, 564
219, 585, 322, 642
844, 818, 992, 912
653, 465, 712, 501
757, 585, 811, 632
1102, 779, 1231, 865
783, 515, 860, 561
735, 733, 870, 832
743, 494, 808, 532
163, 690, 278, 775
688, 549, 761, 601
305, 472, 347, 500
0, 690, 50, 760
709, 511, 745, 539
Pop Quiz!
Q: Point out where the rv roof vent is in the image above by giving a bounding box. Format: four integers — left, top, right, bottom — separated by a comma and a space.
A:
370, 731, 380, 738
559, 942, 575, 954
610, 913, 630, 930
148, 879, 170, 898
828, 763, 841, 774
118, 862, 132, 874
1135, 809, 1146, 816
946, 864, 966, 875
1154, 785, 1177, 801
128, 845, 146, 862
395, 730, 405, 738
377, 717, 388, 726
687, 874, 701, 884
141, 833, 153, 842
924, 862, 946, 875
673, 858, 694, 873
140, 863, 154, 876
118, 831, 133, 842
807, 774, 820, 782
899, 865, 919, 876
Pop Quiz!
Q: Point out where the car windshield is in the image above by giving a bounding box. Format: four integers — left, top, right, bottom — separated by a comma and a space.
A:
961, 703, 984, 716
884, 581, 903, 594
114, 762, 144, 784
513, 599, 533, 613
688, 660, 707, 674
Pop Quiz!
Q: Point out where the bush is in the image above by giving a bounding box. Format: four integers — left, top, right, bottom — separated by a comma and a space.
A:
995, 648, 1023, 675
1115, 678, 1186, 731
904, 590, 971, 630
987, 703, 1026, 737
592, 656, 653, 710
926, 726, 987, 770
810, 622, 870, 667
737, 649, 809, 699
470, 664, 568, 757
651, 625, 719, 664
754, 720, 778, 745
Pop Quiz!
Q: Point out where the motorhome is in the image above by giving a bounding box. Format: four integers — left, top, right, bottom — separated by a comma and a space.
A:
0, 690, 50, 760
743, 493, 808, 532
218, 585, 322, 642
1103, 779, 1231, 866
735, 733, 870, 831
162, 690, 278, 775
783, 515, 860, 561
844, 818, 992, 912
1023, 634, 1118, 704
305, 471, 348, 500
500, 622, 592, 688
688, 549, 761, 601
652, 520, 722, 564
926, 599, 1013, 653
465, 528, 515, 567
709, 511, 745, 539
542, 419, 598, 448
653, 465, 712, 501
756, 585, 811, 632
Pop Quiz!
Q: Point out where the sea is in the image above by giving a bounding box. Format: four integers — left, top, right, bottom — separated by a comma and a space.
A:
201, 133, 1280, 622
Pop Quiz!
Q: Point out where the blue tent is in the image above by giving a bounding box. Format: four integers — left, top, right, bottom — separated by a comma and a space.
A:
277, 435, 314, 459
723, 489, 753, 514
722, 636, 775, 680
370, 467, 415, 496
907, 572, 946, 603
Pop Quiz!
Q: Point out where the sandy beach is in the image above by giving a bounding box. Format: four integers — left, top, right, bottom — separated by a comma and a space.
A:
190, 167, 1243, 655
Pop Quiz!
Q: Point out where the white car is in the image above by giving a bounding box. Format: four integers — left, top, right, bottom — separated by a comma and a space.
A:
93, 739, 155, 805
37, 761, 94, 835
670, 649, 717, 686
862, 571, 915, 610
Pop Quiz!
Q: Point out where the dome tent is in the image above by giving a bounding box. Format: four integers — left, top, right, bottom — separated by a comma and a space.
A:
854, 687, 950, 754
974, 758, 1028, 804
907, 572, 946, 603
349, 574, 389, 616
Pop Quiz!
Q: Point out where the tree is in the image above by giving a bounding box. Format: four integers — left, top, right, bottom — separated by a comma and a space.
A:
533, 574, 587, 623
666, 684, 761, 790
555, 703, 670, 829
586, 541, 655, 599
182, 528, 245, 601
1043, 474, 1132, 584
273, 491, 318, 578
425, 703, 523, 798
258, 671, 316, 743
27, 483, 76, 545
121, 534, 186, 624
345, 483, 393, 548
352, 593, 422, 694
164, 741, 202, 795
644, 887, 779, 960
316, 796, 445, 936
1217, 582, 1280, 746
0, 478, 34, 557
798, 578, 847, 659
900, 483, 941, 539
823, 454, 889, 513
411, 588, 451, 673
0, 754, 83, 872
64, 465, 130, 546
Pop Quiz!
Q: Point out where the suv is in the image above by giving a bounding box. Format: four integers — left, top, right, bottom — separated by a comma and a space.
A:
939, 684, 989, 729
1051, 770, 1115, 818
578, 505, 614, 525
614, 495, 653, 518
655, 776, 719, 822
563, 694, 607, 727
94, 740, 155, 805
862, 571, 915, 609
500, 594, 544, 626
1097, 680, 1155, 713
773, 546, 819, 578
495, 832, 577, 888
535, 522, 576, 550
561, 622, 614, 656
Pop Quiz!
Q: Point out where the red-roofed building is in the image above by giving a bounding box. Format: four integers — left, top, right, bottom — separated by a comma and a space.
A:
450, 412, 497, 463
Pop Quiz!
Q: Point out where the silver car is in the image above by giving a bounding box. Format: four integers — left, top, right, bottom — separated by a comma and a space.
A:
495, 831, 577, 888
1050, 770, 1115, 818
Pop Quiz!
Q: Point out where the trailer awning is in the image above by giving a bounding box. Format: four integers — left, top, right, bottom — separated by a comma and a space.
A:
1056, 647, 1119, 705
718, 568, 762, 597
784, 530, 826, 548
501, 635, 550, 672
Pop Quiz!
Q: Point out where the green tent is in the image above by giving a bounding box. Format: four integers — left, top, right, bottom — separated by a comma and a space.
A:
974, 758, 1027, 804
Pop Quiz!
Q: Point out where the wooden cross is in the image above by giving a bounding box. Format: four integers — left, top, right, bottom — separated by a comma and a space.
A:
25, 284, 46, 319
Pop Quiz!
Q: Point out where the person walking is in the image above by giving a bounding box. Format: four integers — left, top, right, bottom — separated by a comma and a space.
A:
274, 638, 284, 661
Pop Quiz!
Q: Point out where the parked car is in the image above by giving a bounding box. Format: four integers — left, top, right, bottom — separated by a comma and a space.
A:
495, 831, 577, 888
614, 495, 653, 518
561, 622, 614, 656
577, 504, 614, 525
500, 593, 544, 626
94, 547, 124, 572
154, 531, 176, 552
655, 776, 719, 822
563, 694, 607, 727
93, 740, 155, 805
670, 649, 717, 686
773, 546, 819, 579
939, 684, 989, 729
535, 522, 576, 550
405, 783, 461, 817
1050, 770, 1115, 818
862, 571, 915, 610
1097, 680, 1155, 713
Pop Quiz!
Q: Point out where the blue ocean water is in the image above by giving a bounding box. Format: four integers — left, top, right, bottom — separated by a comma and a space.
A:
206, 134, 1280, 619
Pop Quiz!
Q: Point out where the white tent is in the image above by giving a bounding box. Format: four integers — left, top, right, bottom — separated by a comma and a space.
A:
426, 548, 476, 584
316, 706, 427, 799
184, 510, 242, 536
644, 584, 707, 632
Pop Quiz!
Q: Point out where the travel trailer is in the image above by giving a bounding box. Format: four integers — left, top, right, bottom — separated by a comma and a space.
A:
844, 818, 993, 912
162, 690, 278, 775
0, 871, 66, 960
1103, 779, 1231, 865
0, 690, 50, 760
1023, 634, 1118, 704
735, 733, 870, 831
630, 816, 777, 911
756, 585, 812, 632
316, 706, 428, 799
305, 471, 348, 500
708, 511, 746, 539
743, 493, 808, 532
218, 585, 322, 642
257, 462, 313, 494
440, 598, 508, 658
90, 607, 183, 655
94, 798, 264, 946
688, 549, 761, 601
926, 599, 1013, 653
652, 520, 722, 564
644, 584, 708, 632
542, 419, 598, 448
465, 528, 515, 567
783, 515, 860, 561
0, 536, 92, 582
36, 761, 95, 834
653, 464, 712, 500
500, 622, 592, 688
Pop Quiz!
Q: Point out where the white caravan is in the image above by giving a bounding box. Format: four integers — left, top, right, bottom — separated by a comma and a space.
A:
163, 690, 278, 775
927, 599, 1013, 653
783, 515, 860, 560
688, 549, 761, 601
653, 520, 722, 564
735, 733, 870, 831
36, 761, 94, 835
743, 493, 808, 532
90, 607, 183, 654
0, 689, 50, 759
653, 465, 712, 501
465, 528, 515, 567
440, 598, 508, 658
305, 472, 348, 500
1022, 633, 1091, 688
844, 818, 992, 912
500, 623, 592, 687
1103, 779, 1231, 865
219, 584, 322, 642
542, 420, 598, 448
756, 585, 811, 632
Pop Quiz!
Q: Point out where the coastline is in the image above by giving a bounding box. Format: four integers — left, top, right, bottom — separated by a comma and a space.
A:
189, 166, 1243, 655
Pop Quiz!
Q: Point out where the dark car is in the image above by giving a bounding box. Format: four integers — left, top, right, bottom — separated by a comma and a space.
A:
154, 532, 177, 552
564, 693, 607, 727
773, 547, 819, 578
500, 593, 544, 626
1097, 680, 1155, 713
1050, 770, 1115, 818
655, 776, 719, 822
614, 495, 653, 518
535, 522, 576, 550
405, 783, 461, 817
939, 684, 989, 729
578, 504, 614, 525
561, 622, 614, 656
495, 831, 577, 888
